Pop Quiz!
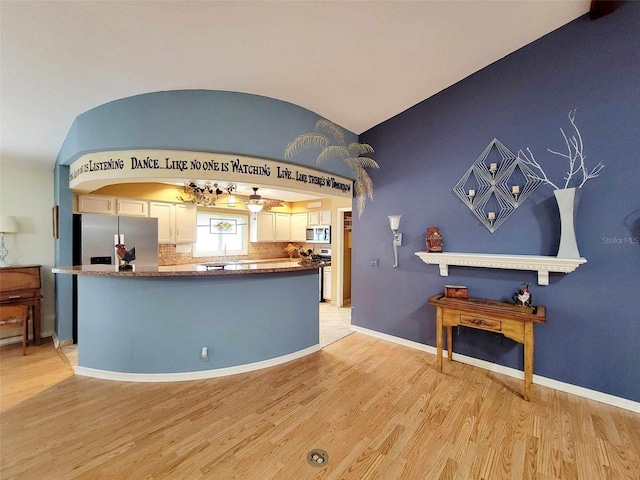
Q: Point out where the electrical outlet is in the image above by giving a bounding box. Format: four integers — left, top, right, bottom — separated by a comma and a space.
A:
200, 346, 208, 361
371, 258, 379, 267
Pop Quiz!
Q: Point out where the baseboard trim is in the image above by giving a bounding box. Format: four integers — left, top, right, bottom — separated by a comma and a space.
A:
1, 328, 56, 346
74, 344, 322, 382
351, 325, 640, 413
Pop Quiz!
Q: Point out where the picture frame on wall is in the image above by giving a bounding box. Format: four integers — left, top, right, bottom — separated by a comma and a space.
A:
52, 206, 59, 239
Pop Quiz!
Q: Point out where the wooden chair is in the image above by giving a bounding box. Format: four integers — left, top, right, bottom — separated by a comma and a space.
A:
0, 304, 30, 355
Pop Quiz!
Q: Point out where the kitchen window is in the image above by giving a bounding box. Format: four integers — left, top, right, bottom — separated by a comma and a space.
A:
193, 212, 248, 258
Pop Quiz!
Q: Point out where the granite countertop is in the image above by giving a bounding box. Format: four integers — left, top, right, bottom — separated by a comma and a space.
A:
52, 258, 330, 277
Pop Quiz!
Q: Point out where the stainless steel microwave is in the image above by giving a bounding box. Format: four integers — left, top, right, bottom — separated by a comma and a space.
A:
306, 225, 331, 244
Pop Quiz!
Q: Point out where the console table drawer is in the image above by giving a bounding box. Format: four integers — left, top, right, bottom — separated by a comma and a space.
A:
0, 290, 40, 302
0, 267, 40, 291
460, 314, 502, 332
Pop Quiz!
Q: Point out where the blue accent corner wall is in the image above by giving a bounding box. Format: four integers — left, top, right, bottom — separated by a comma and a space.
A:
354, 4, 640, 402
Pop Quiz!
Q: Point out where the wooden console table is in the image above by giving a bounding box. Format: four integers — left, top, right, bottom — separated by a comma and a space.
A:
0, 265, 42, 345
428, 293, 546, 401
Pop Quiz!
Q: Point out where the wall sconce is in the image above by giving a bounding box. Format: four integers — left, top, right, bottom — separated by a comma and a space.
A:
388, 215, 402, 268
0, 215, 18, 267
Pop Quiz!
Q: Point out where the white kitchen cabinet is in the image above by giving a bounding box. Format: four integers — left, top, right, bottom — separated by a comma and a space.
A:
323, 266, 332, 301
175, 204, 197, 243
274, 213, 291, 242
290, 213, 308, 242
149, 202, 196, 244
149, 202, 175, 243
116, 198, 148, 217
250, 212, 291, 242
308, 210, 331, 226
78, 195, 116, 215
250, 212, 274, 242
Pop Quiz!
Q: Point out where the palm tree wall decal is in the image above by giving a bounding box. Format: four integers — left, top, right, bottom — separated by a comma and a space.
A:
285, 119, 379, 218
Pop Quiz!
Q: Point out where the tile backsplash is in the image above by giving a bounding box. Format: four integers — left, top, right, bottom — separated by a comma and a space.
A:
159, 242, 310, 265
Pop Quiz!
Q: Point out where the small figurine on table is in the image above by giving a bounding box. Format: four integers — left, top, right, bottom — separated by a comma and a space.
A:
512, 282, 532, 307
116, 244, 136, 270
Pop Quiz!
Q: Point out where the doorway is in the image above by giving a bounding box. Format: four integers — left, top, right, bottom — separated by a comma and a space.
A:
335, 208, 352, 308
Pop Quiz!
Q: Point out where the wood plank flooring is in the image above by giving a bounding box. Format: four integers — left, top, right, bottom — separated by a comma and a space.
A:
2, 334, 639, 479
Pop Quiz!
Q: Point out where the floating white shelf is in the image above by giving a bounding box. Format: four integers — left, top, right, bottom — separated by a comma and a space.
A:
414, 252, 587, 285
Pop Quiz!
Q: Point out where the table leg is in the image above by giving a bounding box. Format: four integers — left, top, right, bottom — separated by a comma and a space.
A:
33, 298, 41, 345
436, 308, 443, 372
524, 322, 534, 401
446, 326, 453, 360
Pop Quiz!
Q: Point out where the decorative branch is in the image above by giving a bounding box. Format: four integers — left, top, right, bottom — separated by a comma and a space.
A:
518, 110, 604, 190
518, 147, 561, 190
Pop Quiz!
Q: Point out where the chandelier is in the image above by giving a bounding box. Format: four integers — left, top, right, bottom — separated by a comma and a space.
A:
177, 182, 235, 206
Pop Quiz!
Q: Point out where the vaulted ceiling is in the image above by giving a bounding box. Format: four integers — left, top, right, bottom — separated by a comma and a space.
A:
1, 1, 591, 168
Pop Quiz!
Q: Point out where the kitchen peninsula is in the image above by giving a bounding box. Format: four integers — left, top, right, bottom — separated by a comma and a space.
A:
53, 260, 329, 381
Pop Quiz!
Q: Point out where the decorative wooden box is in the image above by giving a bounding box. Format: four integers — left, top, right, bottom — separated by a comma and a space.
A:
444, 285, 468, 299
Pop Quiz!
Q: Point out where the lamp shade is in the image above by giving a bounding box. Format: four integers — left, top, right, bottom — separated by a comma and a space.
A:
247, 202, 264, 213
388, 215, 401, 231
0, 216, 18, 233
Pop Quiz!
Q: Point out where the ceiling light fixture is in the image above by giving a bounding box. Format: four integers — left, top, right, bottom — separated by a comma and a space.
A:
247, 187, 264, 212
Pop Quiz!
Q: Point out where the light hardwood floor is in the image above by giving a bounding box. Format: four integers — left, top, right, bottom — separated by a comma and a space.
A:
2, 334, 639, 479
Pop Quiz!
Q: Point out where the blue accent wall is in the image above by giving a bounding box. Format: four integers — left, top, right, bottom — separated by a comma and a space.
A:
77, 271, 319, 374
355, 5, 640, 402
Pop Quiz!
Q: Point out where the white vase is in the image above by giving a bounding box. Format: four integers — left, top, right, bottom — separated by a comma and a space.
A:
553, 187, 582, 259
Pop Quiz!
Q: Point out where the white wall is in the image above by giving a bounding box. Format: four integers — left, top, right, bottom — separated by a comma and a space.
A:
0, 159, 55, 340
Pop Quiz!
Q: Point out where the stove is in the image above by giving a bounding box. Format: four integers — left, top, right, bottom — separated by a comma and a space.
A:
316, 248, 331, 302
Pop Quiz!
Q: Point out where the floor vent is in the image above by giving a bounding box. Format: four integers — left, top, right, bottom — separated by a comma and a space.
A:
307, 449, 328, 467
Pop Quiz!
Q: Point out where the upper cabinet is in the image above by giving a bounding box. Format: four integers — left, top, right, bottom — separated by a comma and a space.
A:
308, 210, 331, 226
174, 204, 197, 244
149, 202, 175, 243
78, 195, 148, 217
290, 213, 308, 242
78, 195, 116, 215
250, 212, 291, 242
274, 213, 291, 242
116, 198, 148, 217
149, 202, 196, 244
250, 210, 333, 243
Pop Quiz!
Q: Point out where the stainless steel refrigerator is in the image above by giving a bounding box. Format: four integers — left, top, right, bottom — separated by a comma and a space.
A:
74, 214, 159, 266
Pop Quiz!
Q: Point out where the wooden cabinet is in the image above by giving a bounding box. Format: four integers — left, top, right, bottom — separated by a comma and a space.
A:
149, 202, 196, 244
309, 210, 331, 226
250, 212, 291, 242
78, 195, 115, 215
290, 213, 308, 242
0, 265, 41, 345
116, 198, 148, 217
